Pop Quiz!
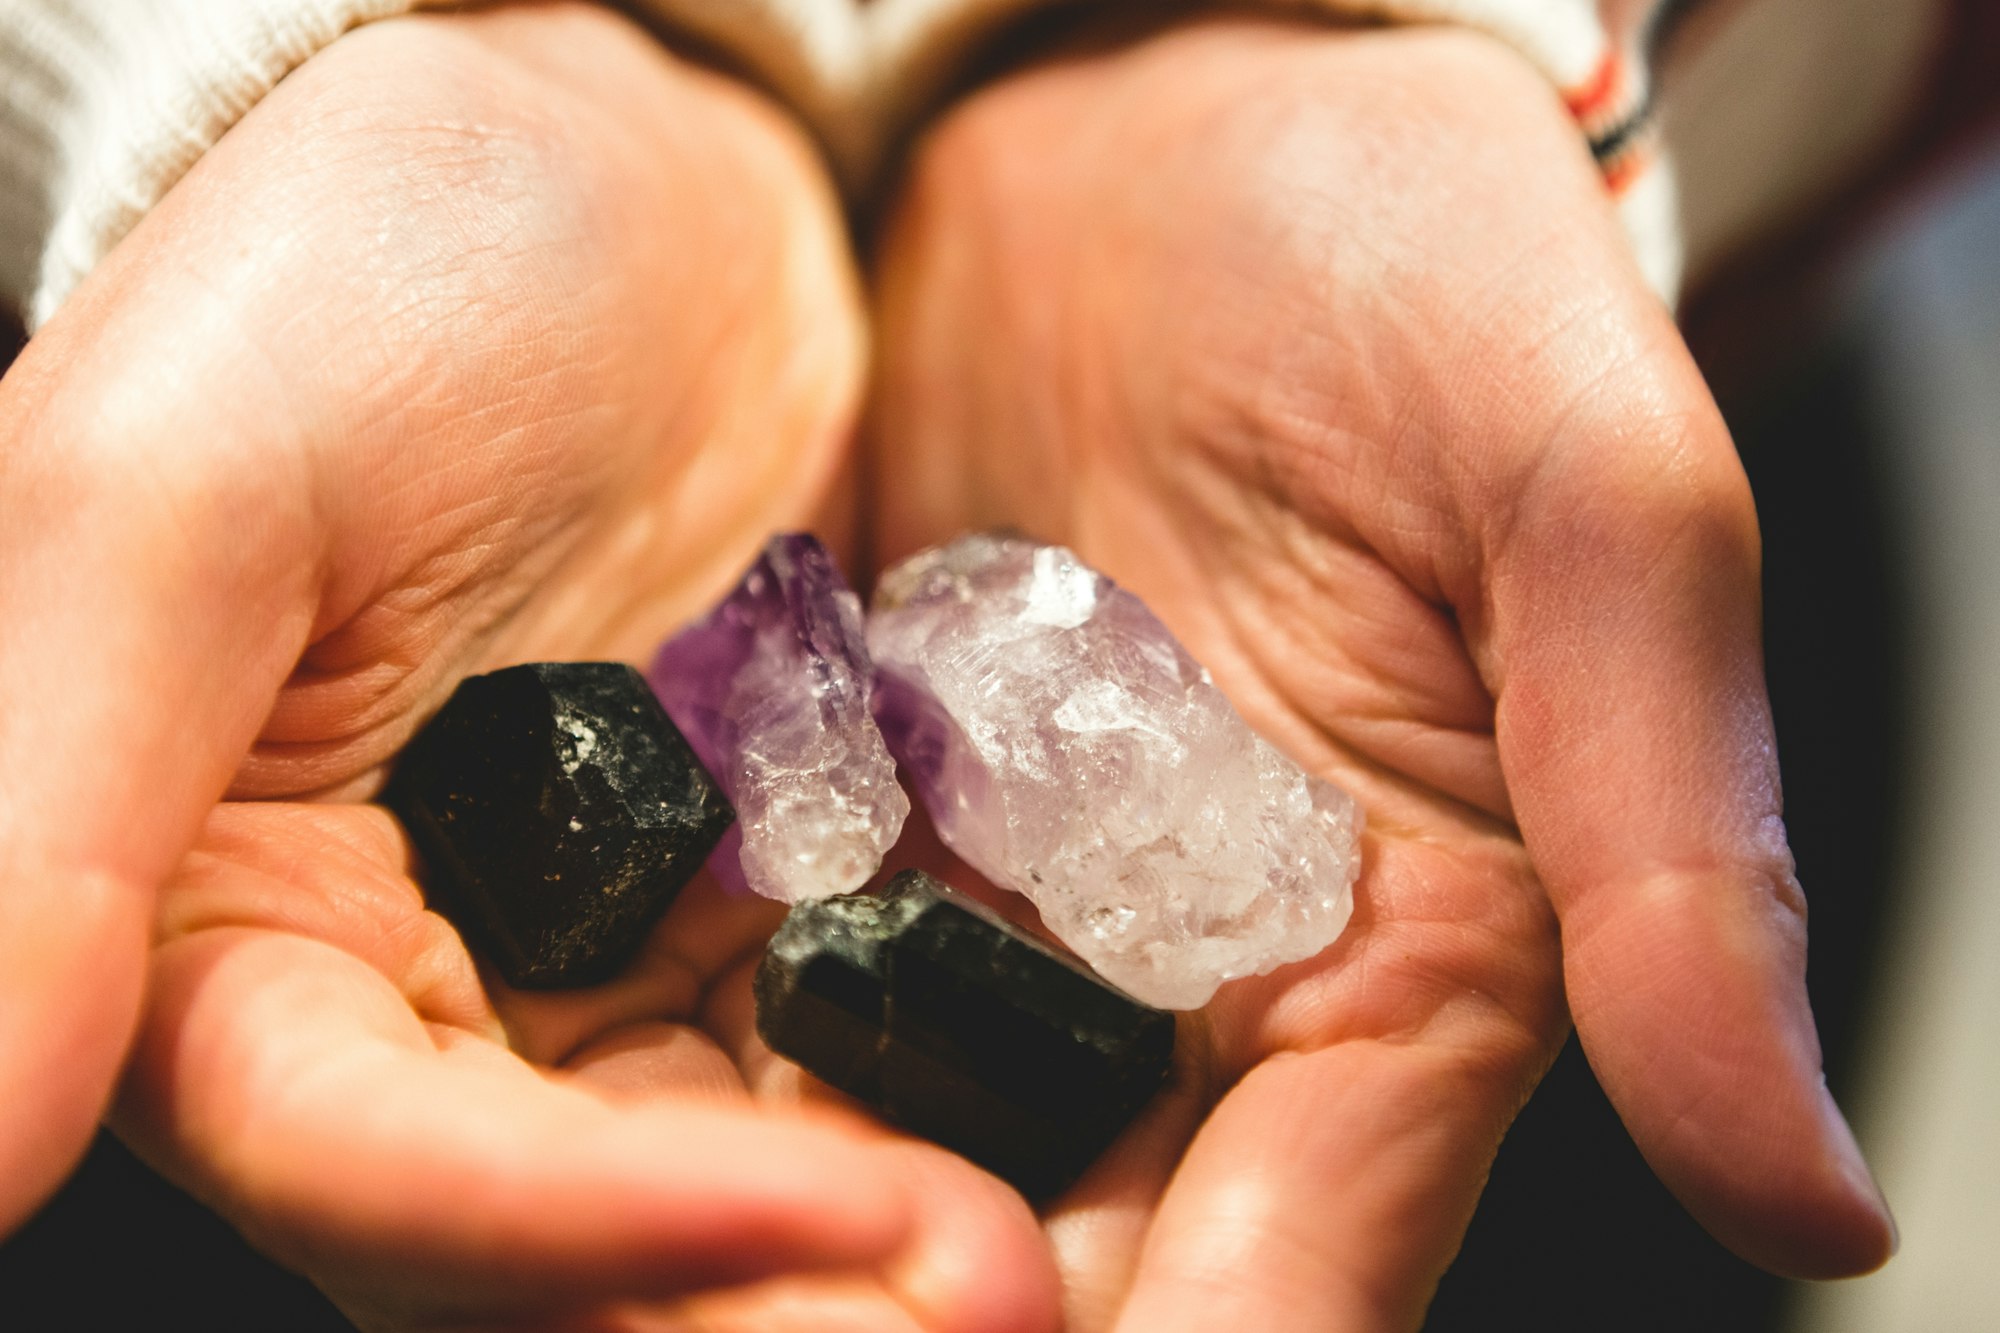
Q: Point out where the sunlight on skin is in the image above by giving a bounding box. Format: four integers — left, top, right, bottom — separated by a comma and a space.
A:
118, 804, 1055, 1332
0, 6, 1058, 1330
0, 7, 1891, 1331
869, 15, 1893, 1330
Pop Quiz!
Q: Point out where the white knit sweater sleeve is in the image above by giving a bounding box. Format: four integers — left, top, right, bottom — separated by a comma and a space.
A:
0, 0, 1950, 330
0, 0, 423, 330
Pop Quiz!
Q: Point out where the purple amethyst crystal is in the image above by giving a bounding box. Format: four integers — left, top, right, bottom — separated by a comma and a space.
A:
868, 533, 1362, 1010
651, 534, 908, 903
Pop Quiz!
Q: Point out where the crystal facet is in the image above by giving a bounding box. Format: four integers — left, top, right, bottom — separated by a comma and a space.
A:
651, 534, 909, 903
755, 869, 1175, 1197
868, 534, 1363, 1010
388, 662, 734, 988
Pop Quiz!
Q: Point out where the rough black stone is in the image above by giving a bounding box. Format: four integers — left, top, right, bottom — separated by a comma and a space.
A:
387, 662, 734, 988
754, 869, 1175, 1197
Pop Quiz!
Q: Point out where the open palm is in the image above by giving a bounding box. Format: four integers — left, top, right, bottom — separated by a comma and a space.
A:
0, 7, 1055, 1329
868, 16, 1893, 1329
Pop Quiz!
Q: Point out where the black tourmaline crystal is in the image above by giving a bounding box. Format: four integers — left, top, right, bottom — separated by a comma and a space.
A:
754, 869, 1176, 1196
388, 662, 734, 988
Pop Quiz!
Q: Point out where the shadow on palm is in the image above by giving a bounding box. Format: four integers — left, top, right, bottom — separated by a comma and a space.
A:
861, 13, 1887, 1330
86, 13, 1889, 1332
65, 9, 1060, 1331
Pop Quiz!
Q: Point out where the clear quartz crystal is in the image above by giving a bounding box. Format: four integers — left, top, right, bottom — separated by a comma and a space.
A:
868, 533, 1362, 1009
651, 534, 908, 903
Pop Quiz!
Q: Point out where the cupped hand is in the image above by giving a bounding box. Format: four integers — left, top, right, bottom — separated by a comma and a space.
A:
0, 7, 1056, 1328
868, 15, 1895, 1329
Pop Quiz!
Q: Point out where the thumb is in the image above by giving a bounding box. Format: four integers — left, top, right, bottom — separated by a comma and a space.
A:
0, 304, 319, 1232
1477, 356, 1895, 1278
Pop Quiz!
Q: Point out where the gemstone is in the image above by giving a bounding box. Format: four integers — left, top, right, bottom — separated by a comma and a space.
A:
754, 869, 1175, 1197
868, 533, 1363, 1010
651, 534, 908, 903
387, 662, 734, 988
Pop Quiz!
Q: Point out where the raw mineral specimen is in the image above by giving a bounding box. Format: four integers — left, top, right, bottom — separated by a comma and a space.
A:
868, 534, 1363, 1010
755, 869, 1175, 1197
388, 662, 734, 988
651, 534, 908, 903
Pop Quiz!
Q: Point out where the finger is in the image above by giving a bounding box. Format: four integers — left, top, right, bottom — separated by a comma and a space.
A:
702, 934, 1066, 1333
530, 1168, 1047, 1333
1481, 360, 1895, 1276
0, 322, 320, 1231
667, 1144, 1061, 1333
1111, 1037, 1534, 1333
871, 1144, 1061, 1333
112, 925, 913, 1317
1041, 1039, 1210, 1332
125, 802, 1054, 1327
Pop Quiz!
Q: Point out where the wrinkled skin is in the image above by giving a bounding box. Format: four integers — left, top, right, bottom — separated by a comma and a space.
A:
867, 16, 1894, 1330
0, 7, 1893, 1332
0, 8, 1056, 1331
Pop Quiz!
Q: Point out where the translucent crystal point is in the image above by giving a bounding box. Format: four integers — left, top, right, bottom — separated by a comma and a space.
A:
868, 533, 1362, 1009
652, 534, 908, 903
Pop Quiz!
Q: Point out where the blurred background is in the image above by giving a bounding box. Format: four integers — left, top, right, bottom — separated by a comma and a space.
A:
0, 14, 1995, 1332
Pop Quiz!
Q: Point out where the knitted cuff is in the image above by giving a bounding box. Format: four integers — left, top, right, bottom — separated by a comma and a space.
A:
0, 0, 422, 330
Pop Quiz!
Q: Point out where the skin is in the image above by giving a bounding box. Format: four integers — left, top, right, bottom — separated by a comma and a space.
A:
867, 15, 1895, 1331
0, 8, 1055, 1331
0, 7, 1892, 1332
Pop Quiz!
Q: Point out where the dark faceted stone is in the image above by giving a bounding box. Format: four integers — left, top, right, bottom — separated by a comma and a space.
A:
388, 662, 734, 988
754, 869, 1175, 1197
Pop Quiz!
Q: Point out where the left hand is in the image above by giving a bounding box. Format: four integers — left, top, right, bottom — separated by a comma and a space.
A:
866, 14, 1894, 1329
0, 7, 1056, 1327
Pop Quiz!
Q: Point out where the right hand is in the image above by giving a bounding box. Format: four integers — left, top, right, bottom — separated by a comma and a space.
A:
0, 7, 1056, 1329
867, 15, 1892, 1328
